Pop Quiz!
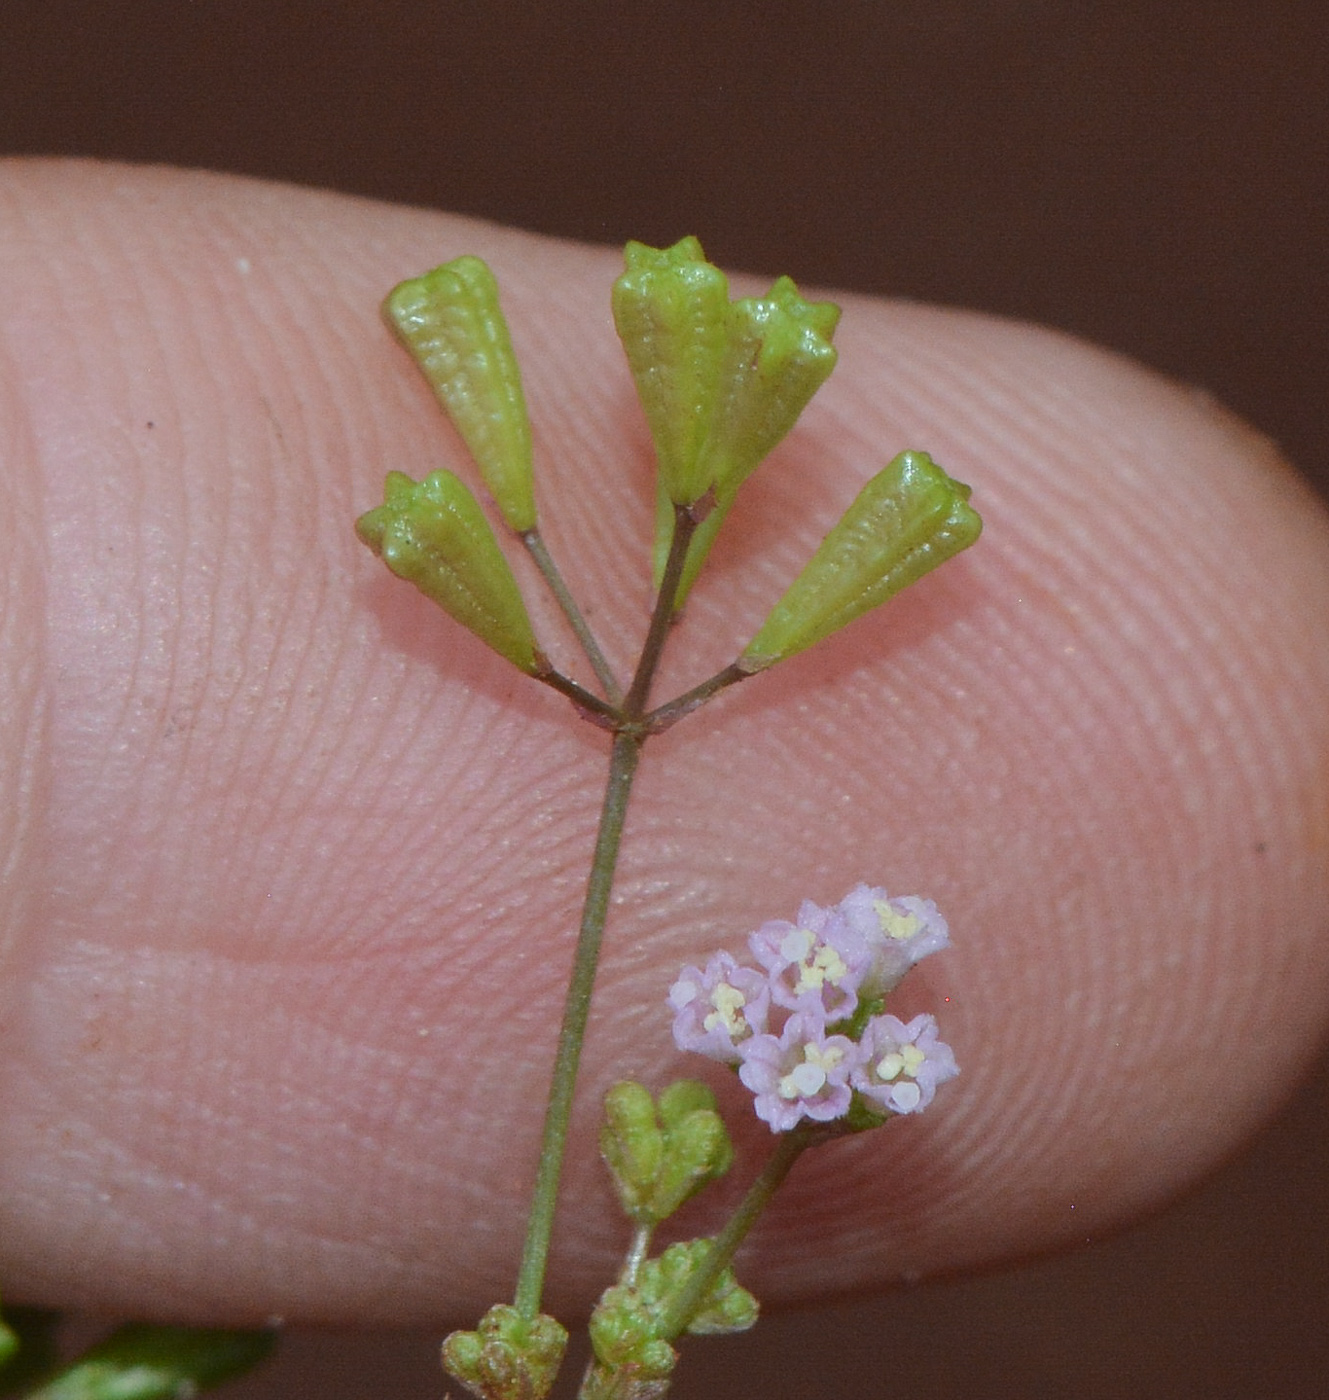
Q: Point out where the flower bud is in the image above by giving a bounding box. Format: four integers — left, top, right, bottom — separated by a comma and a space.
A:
742, 450, 981, 667
640, 1241, 758, 1339
650, 1082, 735, 1221
612, 237, 730, 509
587, 1289, 678, 1386
442, 1305, 567, 1400
600, 1080, 733, 1225
587, 1241, 756, 1390
356, 470, 541, 673
600, 1081, 665, 1220
384, 257, 537, 532
654, 1241, 759, 1337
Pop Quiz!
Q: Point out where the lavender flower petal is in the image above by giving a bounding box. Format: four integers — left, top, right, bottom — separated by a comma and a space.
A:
837, 884, 951, 997
737, 1009, 859, 1132
748, 904, 869, 1019
850, 1012, 959, 1115
669, 951, 771, 1063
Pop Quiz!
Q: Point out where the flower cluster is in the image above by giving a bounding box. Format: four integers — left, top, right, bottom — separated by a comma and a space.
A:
669, 885, 958, 1132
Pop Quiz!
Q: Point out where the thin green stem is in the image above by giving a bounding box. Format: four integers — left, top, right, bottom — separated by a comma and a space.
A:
514, 730, 643, 1318
620, 1222, 655, 1289
623, 504, 698, 718
534, 667, 622, 727
658, 1125, 818, 1342
643, 660, 756, 733
523, 528, 622, 703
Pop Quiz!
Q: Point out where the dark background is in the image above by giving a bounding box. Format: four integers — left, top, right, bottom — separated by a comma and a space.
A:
4, 2, 1327, 1395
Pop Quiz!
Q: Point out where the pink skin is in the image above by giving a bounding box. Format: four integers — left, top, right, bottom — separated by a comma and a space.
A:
2, 161, 1329, 1331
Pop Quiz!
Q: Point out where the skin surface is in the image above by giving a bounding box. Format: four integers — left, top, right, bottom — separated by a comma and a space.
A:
1, 160, 1328, 1330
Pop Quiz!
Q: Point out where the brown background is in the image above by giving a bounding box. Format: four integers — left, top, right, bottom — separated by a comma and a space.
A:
4, 2, 1327, 1395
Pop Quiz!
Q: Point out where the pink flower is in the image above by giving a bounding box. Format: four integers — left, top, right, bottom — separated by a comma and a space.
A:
748, 900, 869, 1019
850, 1013, 958, 1115
736, 1010, 859, 1132
669, 951, 771, 1063
671, 887, 960, 1132
836, 885, 951, 998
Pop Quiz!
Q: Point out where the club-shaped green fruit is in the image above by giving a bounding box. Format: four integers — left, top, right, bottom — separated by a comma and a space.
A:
743, 450, 981, 666
385, 257, 537, 532
356, 470, 541, 673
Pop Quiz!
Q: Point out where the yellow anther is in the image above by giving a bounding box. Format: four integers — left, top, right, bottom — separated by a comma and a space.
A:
876, 1052, 906, 1081
804, 1042, 845, 1073
703, 983, 748, 1036
875, 1042, 925, 1083
795, 967, 822, 992
874, 900, 921, 942
792, 942, 848, 994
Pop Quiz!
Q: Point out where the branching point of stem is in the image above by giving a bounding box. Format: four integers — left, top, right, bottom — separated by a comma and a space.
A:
535, 667, 623, 727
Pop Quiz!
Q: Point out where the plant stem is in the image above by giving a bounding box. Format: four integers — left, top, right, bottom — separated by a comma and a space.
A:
620, 1222, 654, 1289
535, 668, 622, 726
514, 729, 643, 1318
658, 1125, 817, 1342
643, 660, 754, 733
512, 503, 720, 1319
523, 528, 622, 703
623, 505, 698, 718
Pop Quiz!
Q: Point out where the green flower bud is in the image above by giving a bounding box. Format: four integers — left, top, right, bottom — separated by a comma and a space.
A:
442, 1306, 567, 1400
601, 1081, 665, 1218
384, 257, 537, 532
612, 237, 730, 508
356, 470, 541, 674
587, 1289, 678, 1383
25, 1324, 275, 1400
624, 1241, 758, 1340
742, 450, 982, 667
655, 1078, 722, 1122
584, 1241, 756, 1397
653, 1241, 759, 1337
600, 1081, 733, 1225
649, 1087, 734, 1223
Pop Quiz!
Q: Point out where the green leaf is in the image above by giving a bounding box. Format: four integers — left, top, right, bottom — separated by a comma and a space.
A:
743, 450, 981, 665
25, 1325, 275, 1400
356, 470, 542, 673
0, 1307, 60, 1397
384, 257, 537, 532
